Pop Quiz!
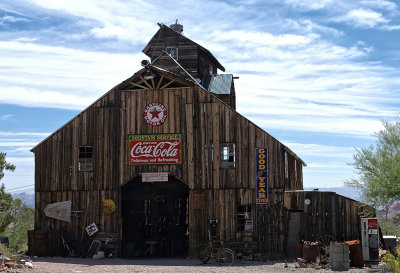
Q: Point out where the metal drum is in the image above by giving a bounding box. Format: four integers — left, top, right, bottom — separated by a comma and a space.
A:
330, 242, 350, 271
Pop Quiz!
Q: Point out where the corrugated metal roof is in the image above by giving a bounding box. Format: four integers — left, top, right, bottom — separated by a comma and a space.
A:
202, 74, 232, 95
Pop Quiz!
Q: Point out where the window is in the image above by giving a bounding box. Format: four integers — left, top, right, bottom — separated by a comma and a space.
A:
79, 146, 93, 171
237, 205, 253, 232
166, 47, 178, 60
220, 143, 235, 168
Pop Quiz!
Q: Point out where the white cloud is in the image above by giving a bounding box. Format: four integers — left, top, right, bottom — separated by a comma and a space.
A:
285, 19, 343, 37
0, 131, 50, 137
0, 41, 144, 109
6, 157, 33, 163
284, 0, 334, 11
0, 15, 29, 24
380, 25, 400, 30
335, 9, 389, 28
0, 114, 14, 120
360, 0, 397, 11
14, 37, 37, 42
282, 143, 356, 158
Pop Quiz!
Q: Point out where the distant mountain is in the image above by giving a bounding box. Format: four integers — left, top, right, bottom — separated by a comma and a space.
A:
304, 187, 363, 202
10, 187, 34, 194
12, 192, 35, 208
377, 202, 400, 218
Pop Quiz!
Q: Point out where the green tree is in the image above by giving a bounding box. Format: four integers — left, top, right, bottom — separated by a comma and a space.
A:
0, 184, 22, 233
345, 119, 400, 209
0, 153, 22, 233
0, 152, 15, 180
2, 206, 34, 252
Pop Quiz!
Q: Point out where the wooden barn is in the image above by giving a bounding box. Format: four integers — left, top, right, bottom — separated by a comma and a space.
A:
29, 21, 309, 258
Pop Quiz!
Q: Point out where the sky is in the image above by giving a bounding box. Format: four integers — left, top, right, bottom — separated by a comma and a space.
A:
1, 0, 400, 192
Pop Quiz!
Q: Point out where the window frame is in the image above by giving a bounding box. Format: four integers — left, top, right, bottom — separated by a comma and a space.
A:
220, 143, 235, 168
78, 146, 93, 172
237, 205, 253, 232
166, 47, 178, 60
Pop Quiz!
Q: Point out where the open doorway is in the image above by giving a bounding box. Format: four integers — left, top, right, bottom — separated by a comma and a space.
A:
121, 176, 189, 257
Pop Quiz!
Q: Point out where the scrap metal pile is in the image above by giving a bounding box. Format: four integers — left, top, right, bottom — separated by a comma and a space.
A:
295, 240, 364, 270
0, 256, 33, 272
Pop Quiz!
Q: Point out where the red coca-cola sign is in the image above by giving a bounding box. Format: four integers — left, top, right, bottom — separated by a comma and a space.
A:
368, 218, 378, 229
128, 134, 182, 165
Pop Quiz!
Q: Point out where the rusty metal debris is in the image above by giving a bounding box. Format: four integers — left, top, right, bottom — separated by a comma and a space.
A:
295, 239, 369, 270
2, 256, 33, 271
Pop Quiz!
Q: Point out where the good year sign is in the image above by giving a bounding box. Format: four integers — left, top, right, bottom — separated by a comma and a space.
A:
256, 148, 268, 204
128, 134, 182, 165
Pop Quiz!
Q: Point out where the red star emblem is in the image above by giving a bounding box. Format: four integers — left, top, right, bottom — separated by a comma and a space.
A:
150, 108, 161, 119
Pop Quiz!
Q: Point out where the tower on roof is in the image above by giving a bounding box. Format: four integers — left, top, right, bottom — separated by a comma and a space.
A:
170, 19, 183, 34
142, 22, 236, 109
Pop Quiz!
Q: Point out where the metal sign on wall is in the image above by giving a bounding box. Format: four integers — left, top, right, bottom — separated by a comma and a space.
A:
44, 200, 72, 222
128, 134, 182, 165
143, 102, 167, 126
256, 148, 268, 204
142, 172, 168, 182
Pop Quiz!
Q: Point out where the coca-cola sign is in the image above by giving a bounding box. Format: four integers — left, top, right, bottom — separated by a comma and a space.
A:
128, 134, 182, 165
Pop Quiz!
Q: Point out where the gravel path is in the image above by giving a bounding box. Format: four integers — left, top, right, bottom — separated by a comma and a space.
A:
15, 257, 390, 273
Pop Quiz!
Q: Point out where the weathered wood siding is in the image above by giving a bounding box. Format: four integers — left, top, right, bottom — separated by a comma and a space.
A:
284, 191, 374, 246
33, 89, 120, 244
32, 80, 304, 256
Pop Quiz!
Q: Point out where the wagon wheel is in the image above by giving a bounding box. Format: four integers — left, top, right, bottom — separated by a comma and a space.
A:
317, 234, 336, 258
317, 234, 336, 247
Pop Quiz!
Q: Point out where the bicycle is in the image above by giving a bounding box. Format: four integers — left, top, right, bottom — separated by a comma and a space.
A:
197, 234, 235, 266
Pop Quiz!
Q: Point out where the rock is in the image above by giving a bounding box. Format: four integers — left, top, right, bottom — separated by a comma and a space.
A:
25, 261, 33, 269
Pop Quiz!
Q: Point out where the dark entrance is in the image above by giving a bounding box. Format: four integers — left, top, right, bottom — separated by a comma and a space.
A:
121, 176, 189, 257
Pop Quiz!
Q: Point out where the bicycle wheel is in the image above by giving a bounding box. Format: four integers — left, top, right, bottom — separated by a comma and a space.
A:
197, 244, 211, 263
217, 249, 234, 266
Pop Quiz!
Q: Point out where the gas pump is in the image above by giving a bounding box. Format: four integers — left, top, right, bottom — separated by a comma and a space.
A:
361, 218, 379, 262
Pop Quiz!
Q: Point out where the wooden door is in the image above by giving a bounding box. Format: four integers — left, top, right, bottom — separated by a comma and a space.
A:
121, 176, 188, 257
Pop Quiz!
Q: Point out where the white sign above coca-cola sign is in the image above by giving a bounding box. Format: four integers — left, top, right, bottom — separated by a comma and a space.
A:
128, 134, 182, 165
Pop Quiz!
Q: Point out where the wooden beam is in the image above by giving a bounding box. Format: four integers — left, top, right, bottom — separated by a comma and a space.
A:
151, 78, 156, 89
129, 82, 147, 89
139, 76, 153, 89
160, 79, 175, 89
156, 75, 165, 89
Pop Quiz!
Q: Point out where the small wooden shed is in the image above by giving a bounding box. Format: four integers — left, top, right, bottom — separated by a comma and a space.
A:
284, 190, 375, 258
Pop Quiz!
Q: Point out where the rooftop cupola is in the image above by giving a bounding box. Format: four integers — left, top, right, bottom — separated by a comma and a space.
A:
170, 19, 183, 34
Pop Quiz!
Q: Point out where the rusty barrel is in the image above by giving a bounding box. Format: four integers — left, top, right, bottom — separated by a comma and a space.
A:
303, 244, 320, 262
330, 242, 350, 271
346, 240, 364, 268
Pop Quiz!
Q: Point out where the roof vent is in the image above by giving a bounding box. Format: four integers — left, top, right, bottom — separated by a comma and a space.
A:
170, 19, 183, 34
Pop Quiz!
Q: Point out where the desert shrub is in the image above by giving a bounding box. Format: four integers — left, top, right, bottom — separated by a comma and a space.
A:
385, 252, 400, 273
0, 243, 15, 258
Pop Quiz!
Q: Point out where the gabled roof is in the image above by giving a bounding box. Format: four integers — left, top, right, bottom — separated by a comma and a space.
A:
202, 74, 233, 95
142, 23, 225, 72
31, 55, 305, 166
30, 63, 195, 152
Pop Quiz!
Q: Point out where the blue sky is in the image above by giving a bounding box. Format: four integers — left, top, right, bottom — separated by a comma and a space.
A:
1, 0, 400, 191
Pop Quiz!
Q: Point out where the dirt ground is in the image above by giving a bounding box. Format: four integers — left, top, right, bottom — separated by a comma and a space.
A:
13, 257, 390, 273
